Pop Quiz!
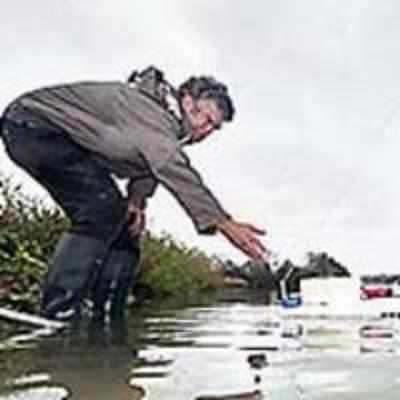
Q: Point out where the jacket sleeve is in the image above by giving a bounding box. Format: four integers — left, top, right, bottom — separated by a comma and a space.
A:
150, 149, 231, 234
127, 176, 158, 209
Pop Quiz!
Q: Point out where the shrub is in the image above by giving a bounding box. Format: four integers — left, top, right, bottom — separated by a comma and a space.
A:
139, 232, 224, 298
0, 175, 68, 311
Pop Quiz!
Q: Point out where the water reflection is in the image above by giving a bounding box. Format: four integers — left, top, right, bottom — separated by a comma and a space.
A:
1, 299, 400, 399
127, 304, 302, 399
0, 386, 70, 400
1, 319, 145, 400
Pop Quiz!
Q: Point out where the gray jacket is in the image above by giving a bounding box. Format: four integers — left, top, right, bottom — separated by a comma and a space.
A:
8, 74, 229, 234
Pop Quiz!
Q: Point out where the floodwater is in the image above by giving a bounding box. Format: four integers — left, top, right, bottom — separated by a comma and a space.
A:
1, 290, 400, 400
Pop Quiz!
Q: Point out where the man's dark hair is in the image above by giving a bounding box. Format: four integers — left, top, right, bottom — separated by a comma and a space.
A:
178, 76, 235, 122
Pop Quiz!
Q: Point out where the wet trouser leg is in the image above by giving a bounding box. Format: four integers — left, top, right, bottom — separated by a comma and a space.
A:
91, 249, 140, 322
1, 108, 140, 320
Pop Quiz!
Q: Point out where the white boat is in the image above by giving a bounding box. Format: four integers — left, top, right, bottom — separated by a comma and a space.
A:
276, 278, 400, 320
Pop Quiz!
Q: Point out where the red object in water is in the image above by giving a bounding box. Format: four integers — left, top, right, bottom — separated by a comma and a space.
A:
360, 286, 392, 300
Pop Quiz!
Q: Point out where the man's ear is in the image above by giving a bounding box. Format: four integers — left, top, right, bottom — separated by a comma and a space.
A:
181, 94, 195, 114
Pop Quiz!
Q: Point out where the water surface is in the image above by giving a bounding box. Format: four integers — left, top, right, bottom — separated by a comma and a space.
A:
1, 293, 399, 399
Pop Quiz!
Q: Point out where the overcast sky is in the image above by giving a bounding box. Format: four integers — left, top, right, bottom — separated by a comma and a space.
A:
1, 0, 400, 274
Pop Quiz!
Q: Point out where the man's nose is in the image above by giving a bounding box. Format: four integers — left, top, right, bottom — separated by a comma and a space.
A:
202, 121, 214, 133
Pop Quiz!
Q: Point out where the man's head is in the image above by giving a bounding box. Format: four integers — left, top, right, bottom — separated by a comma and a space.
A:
178, 76, 235, 144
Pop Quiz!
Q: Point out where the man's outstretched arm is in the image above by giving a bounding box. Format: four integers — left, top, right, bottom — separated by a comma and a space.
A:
144, 147, 269, 261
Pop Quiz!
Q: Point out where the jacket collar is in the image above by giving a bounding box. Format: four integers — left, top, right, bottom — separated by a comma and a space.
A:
164, 87, 194, 143
129, 69, 194, 143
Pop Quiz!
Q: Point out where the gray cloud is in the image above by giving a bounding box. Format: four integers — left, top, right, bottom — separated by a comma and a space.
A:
1, 1, 400, 273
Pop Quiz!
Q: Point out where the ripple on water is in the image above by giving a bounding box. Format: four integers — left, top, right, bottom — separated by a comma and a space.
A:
2, 303, 400, 399
0, 386, 70, 400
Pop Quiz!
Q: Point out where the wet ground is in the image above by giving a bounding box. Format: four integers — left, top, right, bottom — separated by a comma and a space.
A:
1, 291, 400, 399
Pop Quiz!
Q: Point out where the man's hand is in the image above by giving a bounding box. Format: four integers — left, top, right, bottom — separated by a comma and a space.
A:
126, 201, 146, 237
217, 218, 269, 262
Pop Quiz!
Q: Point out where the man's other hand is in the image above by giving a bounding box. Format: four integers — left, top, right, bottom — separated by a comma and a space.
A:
217, 218, 269, 262
126, 201, 146, 237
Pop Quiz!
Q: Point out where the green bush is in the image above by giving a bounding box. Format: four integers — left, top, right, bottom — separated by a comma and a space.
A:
0, 176, 68, 311
140, 232, 224, 297
0, 174, 223, 310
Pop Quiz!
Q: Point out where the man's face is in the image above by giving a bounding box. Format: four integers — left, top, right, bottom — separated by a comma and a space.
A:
182, 95, 224, 144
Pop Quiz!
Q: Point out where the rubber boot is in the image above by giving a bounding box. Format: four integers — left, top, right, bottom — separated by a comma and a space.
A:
41, 232, 106, 321
91, 249, 139, 323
